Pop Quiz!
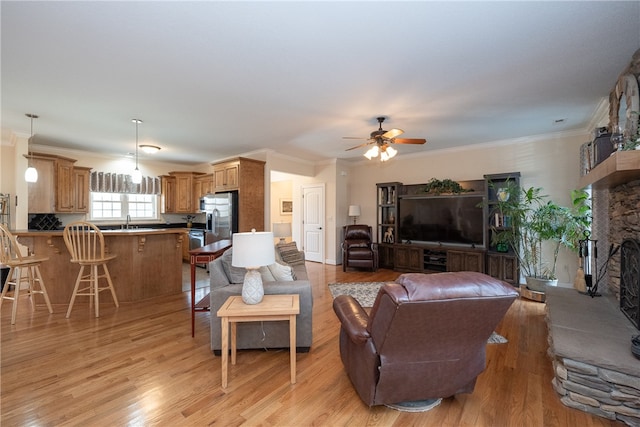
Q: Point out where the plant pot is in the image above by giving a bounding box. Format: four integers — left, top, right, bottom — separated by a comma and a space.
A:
525, 276, 558, 293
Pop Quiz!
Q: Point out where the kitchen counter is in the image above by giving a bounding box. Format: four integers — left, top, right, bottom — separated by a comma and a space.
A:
14, 228, 188, 305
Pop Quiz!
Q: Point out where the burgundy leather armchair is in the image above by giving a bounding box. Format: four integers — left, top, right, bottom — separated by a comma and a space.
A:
342, 225, 378, 272
332, 271, 518, 406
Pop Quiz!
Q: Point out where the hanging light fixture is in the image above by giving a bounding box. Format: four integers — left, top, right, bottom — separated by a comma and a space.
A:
131, 119, 143, 184
24, 113, 39, 183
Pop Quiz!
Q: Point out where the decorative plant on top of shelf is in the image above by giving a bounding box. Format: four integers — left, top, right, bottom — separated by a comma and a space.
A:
422, 178, 473, 195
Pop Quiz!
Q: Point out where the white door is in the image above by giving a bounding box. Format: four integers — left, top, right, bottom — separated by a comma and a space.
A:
302, 184, 325, 263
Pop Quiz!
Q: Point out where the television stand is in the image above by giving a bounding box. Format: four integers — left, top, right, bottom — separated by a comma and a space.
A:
388, 243, 485, 274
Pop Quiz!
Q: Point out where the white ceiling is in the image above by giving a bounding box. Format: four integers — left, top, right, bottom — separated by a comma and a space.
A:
2, 1, 639, 166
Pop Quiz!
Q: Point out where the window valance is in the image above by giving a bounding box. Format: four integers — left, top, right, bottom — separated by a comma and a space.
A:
89, 171, 161, 195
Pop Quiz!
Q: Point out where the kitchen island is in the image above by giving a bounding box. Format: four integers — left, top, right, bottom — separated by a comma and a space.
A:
13, 228, 188, 304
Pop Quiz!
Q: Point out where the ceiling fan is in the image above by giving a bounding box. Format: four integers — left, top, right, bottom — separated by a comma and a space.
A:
344, 116, 427, 161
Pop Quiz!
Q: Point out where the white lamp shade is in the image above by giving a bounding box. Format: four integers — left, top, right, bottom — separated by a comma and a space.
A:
348, 205, 361, 217
232, 231, 275, 268
273, 222, 292, 239
25, 166, 38, 183
131, 168, 142, 184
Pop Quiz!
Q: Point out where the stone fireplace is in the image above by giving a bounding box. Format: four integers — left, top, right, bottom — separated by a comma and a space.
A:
545, 50, 640, 426
620, 238, 640, 329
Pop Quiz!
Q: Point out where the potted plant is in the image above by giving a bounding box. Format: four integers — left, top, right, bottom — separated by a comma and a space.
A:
489, 182, 590, 292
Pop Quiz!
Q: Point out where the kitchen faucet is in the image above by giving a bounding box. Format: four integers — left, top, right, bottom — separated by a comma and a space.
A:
126, 214, 131, 229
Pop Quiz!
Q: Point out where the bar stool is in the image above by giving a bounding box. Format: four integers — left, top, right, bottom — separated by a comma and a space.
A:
63, 221, 119, 318
0, 224, 53, 324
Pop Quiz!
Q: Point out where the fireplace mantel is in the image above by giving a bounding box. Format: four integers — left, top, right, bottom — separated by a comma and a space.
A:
579, 150, 640, 190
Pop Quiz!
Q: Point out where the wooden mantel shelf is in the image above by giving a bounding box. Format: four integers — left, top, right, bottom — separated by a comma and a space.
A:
579, 150, 640, 190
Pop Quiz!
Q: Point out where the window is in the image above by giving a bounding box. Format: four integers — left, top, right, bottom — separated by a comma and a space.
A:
90, 192, 158, 220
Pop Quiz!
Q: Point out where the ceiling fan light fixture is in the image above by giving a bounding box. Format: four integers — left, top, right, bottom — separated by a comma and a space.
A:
364, 145, 379, 160
386, 146, 397, 158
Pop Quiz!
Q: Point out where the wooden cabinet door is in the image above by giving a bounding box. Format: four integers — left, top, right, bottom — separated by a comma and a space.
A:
213, 168, 225, 191
56, 159, 75, 212
174, 174, 193, 213
161, 176, 176, 213
73, 168, 90, 213
447, 250, 464, 271
501, 255, 518, 285
28, 158, 56, 213
395, 246, 422, 272
225, 164, 239, 189
448, 250, 484, 272
464, 251, 485, 272
213, 162, 239, 191
487, 253, 518, 285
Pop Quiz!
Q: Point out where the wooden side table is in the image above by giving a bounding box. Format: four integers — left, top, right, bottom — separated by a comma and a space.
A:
216, 294, 300, 389
189, 240, 232, 337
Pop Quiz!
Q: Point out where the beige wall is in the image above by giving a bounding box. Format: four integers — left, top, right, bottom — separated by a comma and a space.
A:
346, 130, 590, 286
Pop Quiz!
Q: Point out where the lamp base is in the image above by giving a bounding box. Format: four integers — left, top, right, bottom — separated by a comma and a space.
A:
242, 268, 264, 304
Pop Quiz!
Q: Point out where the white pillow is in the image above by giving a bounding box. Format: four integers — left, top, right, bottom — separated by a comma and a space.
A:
267, 262, 296, 281
259, 265, 276, 282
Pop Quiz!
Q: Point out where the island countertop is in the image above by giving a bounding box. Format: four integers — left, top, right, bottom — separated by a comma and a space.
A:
15, 228, 188, 305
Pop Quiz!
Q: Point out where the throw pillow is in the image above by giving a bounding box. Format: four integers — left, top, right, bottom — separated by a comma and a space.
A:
276, 241, 305, 266
268, 262, 296, 281
220, 249, 247, 284
259, 265, 276, 282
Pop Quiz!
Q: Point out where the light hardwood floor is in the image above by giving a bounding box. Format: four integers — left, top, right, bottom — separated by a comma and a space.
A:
1, 262, 623, 426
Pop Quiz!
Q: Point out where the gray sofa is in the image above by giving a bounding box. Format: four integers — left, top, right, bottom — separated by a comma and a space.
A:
209, 248, 313, 354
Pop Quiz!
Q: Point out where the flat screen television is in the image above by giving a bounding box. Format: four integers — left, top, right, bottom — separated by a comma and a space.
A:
398, 194, 485, 248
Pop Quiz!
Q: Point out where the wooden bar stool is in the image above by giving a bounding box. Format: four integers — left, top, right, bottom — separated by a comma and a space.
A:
63, 221, 119, 318
0, 224, 53, 324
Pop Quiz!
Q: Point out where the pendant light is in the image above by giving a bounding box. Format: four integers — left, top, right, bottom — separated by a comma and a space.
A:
24, 113, 39, 183
131, 118, 143, 184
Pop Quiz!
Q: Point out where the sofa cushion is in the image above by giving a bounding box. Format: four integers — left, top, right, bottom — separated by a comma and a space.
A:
276, 241, 306, 266
220, 249, 247, 284
268, 262, 296, 281
259, 265, 276, 282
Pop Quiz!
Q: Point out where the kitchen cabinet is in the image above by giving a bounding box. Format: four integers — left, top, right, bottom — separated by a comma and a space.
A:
27, 153, 89, 214
56, 158, 75, 212
28, 157, 56, 213
194, 174, 214, 199
161, 172, 205, 214
161, 176, 176, 213
213, 162, 239, 191
73, 167, 91, 213
211, 157, 265, 232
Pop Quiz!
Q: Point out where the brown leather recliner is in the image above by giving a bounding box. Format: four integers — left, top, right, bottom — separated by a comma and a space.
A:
342, 225, 378, 272
332, 271, 518, 406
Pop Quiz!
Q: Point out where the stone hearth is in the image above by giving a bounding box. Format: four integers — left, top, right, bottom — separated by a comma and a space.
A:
546, 287, 640, 425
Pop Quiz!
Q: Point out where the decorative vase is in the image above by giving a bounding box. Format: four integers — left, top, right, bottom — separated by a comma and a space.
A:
496, 188, 510, 202
525, 276, 558, 293
496, 242, 509, 253
388, 213, 395, 224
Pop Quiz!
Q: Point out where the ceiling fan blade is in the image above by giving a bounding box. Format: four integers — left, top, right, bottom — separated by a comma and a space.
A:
342, 136, 368, 140
345, 142, 373, 151
393, 138, 426, 145
382, 128, 404, 139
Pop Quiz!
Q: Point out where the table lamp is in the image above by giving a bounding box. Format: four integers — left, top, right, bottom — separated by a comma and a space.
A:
232, 229, 275, 304
273, 222, 292, 244
348, 205, 361, 224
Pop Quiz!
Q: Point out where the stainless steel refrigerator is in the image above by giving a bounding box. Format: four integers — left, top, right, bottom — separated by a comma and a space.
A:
201, 191, 239, 242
